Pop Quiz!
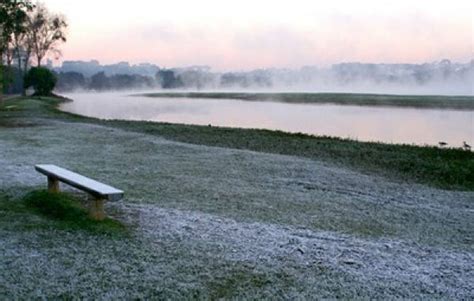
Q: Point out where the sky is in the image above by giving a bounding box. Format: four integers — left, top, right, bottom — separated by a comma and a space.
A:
42, 0, 473, 71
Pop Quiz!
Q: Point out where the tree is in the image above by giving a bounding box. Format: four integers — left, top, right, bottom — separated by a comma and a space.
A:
0, 1, 32, 54
10, 15, 34, 95
89, 72, 110, 91
29, 3, 67, 67
24, 66, 56, 95
156, 70, 184, 89
1, 43, 16, 93
0, 0, 33, 97
12, 15, 34, 89
56, 71, 85, 91
1, 2, 67, 96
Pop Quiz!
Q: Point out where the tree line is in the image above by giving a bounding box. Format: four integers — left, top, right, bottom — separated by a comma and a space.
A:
0, 0, 67, 97
54, 68, 273, 92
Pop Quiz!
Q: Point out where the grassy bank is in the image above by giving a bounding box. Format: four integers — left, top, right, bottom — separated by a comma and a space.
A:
1, 96, 473, 191
140, 92, 474, 110
110, 121, 474, 191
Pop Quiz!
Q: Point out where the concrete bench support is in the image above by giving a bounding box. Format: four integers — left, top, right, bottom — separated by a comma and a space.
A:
35, 164, 124, 220
48, 176, 60, 193
90, 198, 106, 221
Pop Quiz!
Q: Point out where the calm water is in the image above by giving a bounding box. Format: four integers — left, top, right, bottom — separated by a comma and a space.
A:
61, 92, 474, 147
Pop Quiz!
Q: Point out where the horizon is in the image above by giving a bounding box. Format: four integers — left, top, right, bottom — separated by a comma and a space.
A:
42, 0, 473, 71
55, 57, 473, 72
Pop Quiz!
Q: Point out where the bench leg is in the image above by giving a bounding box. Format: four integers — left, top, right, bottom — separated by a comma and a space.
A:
47, 176, 59, 193
89, 198, 106, 221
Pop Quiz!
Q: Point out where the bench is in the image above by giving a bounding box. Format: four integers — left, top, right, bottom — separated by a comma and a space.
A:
35, 164, 124, 220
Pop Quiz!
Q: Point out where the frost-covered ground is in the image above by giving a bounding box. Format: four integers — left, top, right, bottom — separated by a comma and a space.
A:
1, 119, 473, 299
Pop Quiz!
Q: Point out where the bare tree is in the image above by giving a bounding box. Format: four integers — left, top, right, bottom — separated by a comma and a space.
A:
29, 3, 67, 67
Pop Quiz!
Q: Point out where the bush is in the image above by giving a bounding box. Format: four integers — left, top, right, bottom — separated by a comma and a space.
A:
24, 67, 57, 96
23, 190, 127, 235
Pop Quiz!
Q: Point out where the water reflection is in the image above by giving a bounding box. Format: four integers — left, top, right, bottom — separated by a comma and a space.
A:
61, 92, 474, 147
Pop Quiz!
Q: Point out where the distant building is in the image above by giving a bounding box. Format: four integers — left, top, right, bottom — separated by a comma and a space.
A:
56, 60, 161, 77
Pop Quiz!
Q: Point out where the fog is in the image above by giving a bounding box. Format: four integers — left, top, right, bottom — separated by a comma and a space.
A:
55, 60, 474, 96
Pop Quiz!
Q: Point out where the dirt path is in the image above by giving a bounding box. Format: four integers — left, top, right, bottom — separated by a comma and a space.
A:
115, 202, 474, 298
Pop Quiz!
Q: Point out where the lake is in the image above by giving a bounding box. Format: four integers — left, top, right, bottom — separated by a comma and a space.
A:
61, 92, 474, 147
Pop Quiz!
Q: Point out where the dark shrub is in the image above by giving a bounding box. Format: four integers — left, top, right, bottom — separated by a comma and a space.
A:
24, 67, 57, 96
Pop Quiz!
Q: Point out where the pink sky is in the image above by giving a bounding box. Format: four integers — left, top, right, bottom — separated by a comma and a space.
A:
43, 0, 473, 71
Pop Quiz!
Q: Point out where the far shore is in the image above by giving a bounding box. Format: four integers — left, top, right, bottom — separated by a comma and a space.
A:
139, 92, 474, 110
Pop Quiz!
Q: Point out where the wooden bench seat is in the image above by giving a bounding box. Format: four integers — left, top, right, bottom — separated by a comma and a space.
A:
35, 164, 124, 220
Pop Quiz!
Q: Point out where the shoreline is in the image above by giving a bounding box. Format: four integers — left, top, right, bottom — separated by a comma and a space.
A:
61, 92, 474, 148
2, 96, 472, 191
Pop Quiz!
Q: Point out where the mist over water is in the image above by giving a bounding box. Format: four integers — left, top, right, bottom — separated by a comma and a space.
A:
61, 92, 474, 147
55, 59, 474, 96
